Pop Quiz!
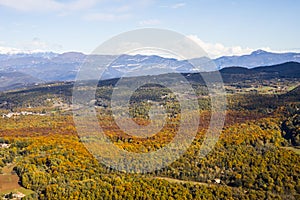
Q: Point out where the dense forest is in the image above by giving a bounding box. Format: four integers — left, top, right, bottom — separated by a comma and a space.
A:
0, 76, 299, 199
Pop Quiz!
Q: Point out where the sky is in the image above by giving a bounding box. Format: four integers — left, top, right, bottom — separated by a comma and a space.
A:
0, 0, 299, 58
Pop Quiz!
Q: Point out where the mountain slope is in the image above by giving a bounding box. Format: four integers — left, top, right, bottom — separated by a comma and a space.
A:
215, 50, 300, 69
0, 71, 42, 91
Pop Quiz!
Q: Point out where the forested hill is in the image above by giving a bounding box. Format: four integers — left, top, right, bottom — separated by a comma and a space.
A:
219, 62, 300, 82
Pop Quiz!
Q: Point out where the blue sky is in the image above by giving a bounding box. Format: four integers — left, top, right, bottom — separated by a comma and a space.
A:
0, 0, 299, 57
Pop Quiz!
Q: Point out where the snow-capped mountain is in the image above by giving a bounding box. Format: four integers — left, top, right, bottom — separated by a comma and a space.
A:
0, 49, 300, 91
103, 54, 198, 79
214, 50, 300, 69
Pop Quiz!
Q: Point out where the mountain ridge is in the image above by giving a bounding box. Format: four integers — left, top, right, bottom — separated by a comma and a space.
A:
0, 61, 299, 92
0, 50, 300, 91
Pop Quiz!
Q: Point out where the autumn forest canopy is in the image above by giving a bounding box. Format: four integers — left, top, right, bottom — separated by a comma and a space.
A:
0, 70, 299, 200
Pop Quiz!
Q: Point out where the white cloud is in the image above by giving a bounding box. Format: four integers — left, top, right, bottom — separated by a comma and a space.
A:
187, 35, 254, 58
187, 35, 298, 58
256, 47, 297, 54
0, 0, 62, 12
83, 13, 131, 21
171, 3, 186, 9
160, 2, 186, 9
0, 38, 63, 54
0, 46, 23, 54
0, 0, 99, 12
0, 0, 152, 22
0, 45, 51, 54
139, 19, 161, 26
28, 38, 63, 51
67, 0, 99, 11
114, 5, 131, 13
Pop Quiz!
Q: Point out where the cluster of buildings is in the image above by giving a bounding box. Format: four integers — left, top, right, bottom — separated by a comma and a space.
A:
2, 191, 25, 200
2, 111, 46, 118
0, 143, 10, 148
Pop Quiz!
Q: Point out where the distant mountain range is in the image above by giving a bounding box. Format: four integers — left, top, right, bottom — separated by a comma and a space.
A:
0, 50, 299, 91
215, 50, 300, 69
99, 61, 300, 87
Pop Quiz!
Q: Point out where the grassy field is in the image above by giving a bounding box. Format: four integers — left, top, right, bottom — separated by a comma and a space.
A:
0, 162, 35, 197
154, 176, 210, 186
0, 187, 35, 196
0, 174, 21, 192
1, 163, 16, 174
282, 146, 300, 155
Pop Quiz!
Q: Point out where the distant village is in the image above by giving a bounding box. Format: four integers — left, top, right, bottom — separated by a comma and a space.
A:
2, 191, 25, 200
2, 111, 46, 119
0, 143, 10, 149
